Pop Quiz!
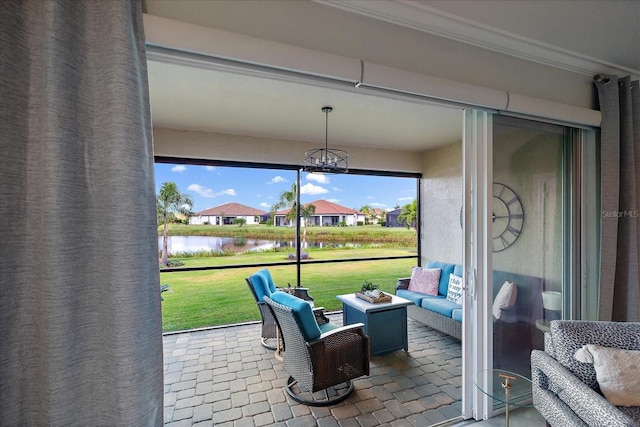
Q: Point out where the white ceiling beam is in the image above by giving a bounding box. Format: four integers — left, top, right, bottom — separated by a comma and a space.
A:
317, 0, 639, 79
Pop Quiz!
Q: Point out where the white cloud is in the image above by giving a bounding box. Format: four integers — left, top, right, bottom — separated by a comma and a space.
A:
306, 173, 330, 184
220, 189, 237, 196
205, 166, 216, 171
332, 187, 342, 192
370, 202, 387, 207
188, 184, 237, 198
300, 183, 328, 195
188, 183, 216, 198
269, 176, 287, 184
327, 198, 340, 203
259, 202, 271, 208
171, 165, 187, 172
398, 196, 414, 202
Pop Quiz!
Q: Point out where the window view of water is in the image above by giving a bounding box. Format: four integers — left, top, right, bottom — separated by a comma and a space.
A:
158, 235, 357, 255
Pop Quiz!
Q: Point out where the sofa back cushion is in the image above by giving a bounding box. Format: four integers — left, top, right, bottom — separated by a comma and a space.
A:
426, 261, 456, 296
550, 320, 640, 391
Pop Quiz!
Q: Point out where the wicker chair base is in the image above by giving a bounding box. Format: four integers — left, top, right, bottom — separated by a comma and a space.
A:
260, 337, 277, 351
285, 377, 354, 407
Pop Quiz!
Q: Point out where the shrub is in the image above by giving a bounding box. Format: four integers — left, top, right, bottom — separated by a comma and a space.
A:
287, 252, 309, 260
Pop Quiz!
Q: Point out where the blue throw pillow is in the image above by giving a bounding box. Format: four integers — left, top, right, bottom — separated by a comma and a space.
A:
270, 291, 321, 341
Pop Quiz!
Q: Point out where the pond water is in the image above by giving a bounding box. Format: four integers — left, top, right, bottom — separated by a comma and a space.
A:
158, 235, 354, 254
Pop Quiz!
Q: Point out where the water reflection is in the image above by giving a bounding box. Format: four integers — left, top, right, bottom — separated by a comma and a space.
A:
158, 235, 358, 254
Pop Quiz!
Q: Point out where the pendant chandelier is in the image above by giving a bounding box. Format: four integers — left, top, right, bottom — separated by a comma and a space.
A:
304, 106, 349, 173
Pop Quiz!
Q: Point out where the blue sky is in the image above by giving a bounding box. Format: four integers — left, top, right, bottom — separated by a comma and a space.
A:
155, 163, 417, 213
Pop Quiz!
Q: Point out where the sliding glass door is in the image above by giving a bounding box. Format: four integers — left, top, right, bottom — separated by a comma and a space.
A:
491, 117, 569, 381
463, 113, 598, 421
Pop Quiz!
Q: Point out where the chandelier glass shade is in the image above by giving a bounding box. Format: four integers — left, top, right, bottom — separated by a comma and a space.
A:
304, 106, 349, 173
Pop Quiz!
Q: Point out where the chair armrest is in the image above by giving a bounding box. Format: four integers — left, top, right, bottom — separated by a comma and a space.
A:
531, 350, 635, 427
316, 323, 366, 340
309, 323, 370, 361
395, 277, 410, 291
312, 307, 330, 325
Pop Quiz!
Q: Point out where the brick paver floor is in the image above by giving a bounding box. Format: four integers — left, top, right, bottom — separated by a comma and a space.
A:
163, 313, 462, 426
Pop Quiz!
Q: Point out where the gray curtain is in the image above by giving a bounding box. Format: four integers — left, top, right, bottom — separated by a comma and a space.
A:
595, 74, 640, 322
0, 1, 163, 425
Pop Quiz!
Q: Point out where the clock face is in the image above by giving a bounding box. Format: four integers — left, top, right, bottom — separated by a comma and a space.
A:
492, 182, 524, 252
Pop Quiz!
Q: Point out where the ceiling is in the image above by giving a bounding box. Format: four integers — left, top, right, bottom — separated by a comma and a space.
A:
145, 0, 640, 152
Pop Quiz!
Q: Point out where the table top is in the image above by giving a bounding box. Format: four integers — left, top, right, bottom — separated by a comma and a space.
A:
474, 369, 533, 407
336, 292, 413, 313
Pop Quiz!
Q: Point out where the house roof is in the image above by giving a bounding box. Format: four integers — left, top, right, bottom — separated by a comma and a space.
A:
194, 202, 267, 216
274, 199, 362, 216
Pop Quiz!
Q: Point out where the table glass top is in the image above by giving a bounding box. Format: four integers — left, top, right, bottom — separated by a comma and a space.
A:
474, 369, 533, 407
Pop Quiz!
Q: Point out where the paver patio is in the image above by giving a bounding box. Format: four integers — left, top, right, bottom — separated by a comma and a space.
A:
163, 313, 462, 426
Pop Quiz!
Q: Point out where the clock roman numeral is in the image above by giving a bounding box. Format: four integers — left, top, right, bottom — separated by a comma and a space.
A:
506, 225, 521, 237
506, 196, 519, 206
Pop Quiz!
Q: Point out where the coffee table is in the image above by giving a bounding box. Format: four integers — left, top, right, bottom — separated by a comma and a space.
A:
474, 368, 533, 427
336, 293, 412, 356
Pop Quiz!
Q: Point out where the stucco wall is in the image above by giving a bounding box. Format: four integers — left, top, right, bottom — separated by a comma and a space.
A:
153, 127, 424, 173
422, 142, 463, 265
421, 119, 565, 292
493, 119, 565, 291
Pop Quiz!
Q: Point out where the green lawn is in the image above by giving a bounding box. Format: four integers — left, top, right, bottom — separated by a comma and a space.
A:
160, 251, 416, 332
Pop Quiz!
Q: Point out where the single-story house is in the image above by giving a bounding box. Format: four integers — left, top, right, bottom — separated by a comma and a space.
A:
273, 199, 365, 227
189, 202, 267, 225
386, 208, 407, 228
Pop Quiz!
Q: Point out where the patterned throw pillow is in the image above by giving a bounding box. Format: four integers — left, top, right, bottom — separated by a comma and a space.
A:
408, 267, 440, 295
446, 274, 464, 304
574, 344, 640, 406
492, 281, 518, 319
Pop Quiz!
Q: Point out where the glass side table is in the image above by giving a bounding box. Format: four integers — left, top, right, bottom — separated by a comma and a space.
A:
474, 369, 533, 427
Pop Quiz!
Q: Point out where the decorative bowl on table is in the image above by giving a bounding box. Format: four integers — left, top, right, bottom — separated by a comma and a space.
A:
355, 281, 392, 303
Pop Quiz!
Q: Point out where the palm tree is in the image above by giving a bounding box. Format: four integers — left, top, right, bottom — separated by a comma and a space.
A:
360, 205, 373, 225
398, 199, 418, 229
271, 183, 315, 248
157, 182, 193, 266
271, 183, 297, 226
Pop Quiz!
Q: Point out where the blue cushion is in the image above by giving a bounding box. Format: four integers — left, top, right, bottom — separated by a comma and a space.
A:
270, 291, 321, 341
319, 322, 340, 335
251, 273, 271, 302
396, 289, 427, 305
426, 261, 456, 296
257, 269, 277, 294
421, 297, 460, 318
453, 264, 463, 277
451, 308, 463, 322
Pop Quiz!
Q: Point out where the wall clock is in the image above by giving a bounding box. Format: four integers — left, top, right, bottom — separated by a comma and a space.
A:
492, 182, 524, 252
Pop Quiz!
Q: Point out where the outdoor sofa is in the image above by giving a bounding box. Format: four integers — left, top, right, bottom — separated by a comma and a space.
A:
396, 260, 544, 375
